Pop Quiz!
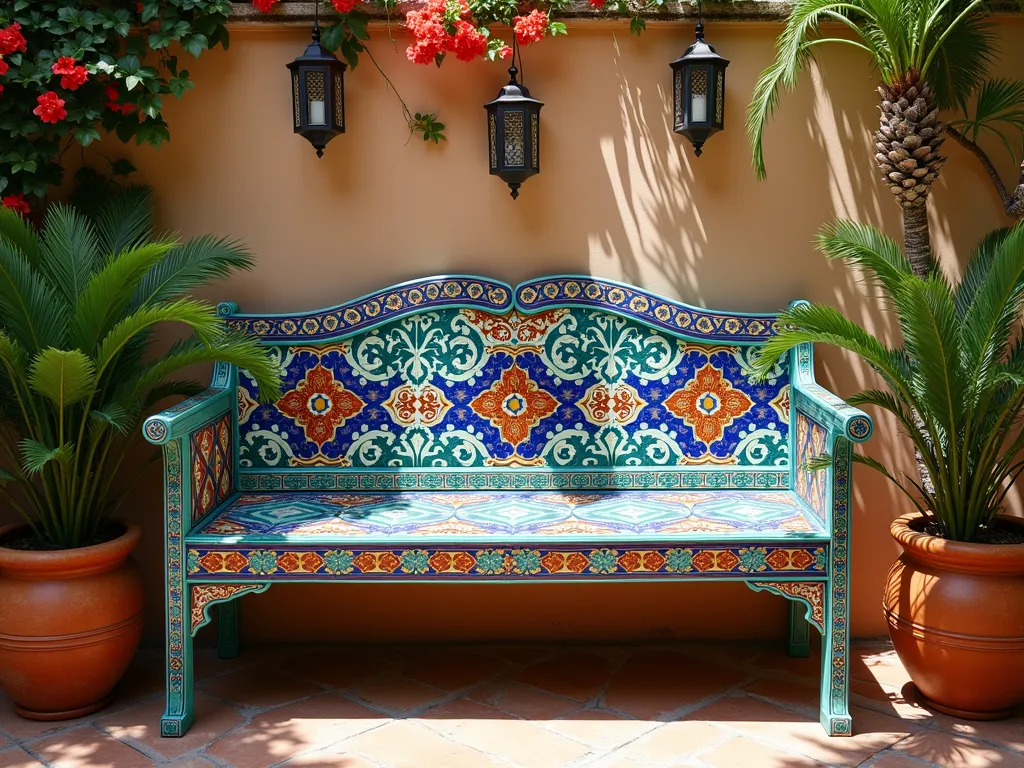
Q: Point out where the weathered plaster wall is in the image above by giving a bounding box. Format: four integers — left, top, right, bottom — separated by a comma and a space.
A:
13, 18, 1024, 645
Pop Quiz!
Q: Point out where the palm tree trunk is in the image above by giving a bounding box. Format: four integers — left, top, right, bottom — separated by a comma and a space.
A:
902, 205, 932, 278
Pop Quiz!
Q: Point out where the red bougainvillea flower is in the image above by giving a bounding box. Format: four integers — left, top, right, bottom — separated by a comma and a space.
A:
449, 20, 488, 62
34, 92, 67, 124
0, 57, 8, 76
104, 84, 136, 115
2, 194, 30, 216
330, 0, 360, 12
513, 9, 548, 45
588, 0, 607, 7
0, 23, 27, 56
52, 57, 89, 90
251, 0, 279, 11
498, 45, 513, 59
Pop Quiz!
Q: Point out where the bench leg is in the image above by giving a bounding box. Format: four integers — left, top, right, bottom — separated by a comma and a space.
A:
162, 580, 194, 738
787, 600, 811, 658
218, 599, 242, 660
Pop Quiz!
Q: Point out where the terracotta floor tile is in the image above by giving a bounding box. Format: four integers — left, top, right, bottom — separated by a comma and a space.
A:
193, 646, 292, 683
468, 682, 582, 719
851, 679, 935, 722
604, 650, 749, 719
276, 744, 378, 768
207, 693, 385, 768
420, 698, 592, 767
745, 676, 820, 711
97, 691, 244, 760
685, 696, 913, 767
200, 667, 324, 710
0, 693, 95, 742
27, 725, 155, 768
545, 710, 657, 749
111, 651, 166, 705
339, 720, 504, 768
932, 712, 1024, 753
894, 730, 1024, 768
748, 648, 824, 681
486, 645, 553, 665
851, 650, 913, 689
514, 651, 614, 703
397, 648, 508, 691
700, 736, 831, 768
347, 674, 447, 713
165, 759, 222, 768
0, 748, 46, 768
280, 650, 393, 690
619, 720, 729, 763
864, 754, 931, 768
586, 757, 655, 768
0, 734, 8, 750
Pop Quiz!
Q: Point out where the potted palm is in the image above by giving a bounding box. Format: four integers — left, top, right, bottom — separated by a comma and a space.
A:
753, 219, 1024, 719
0, 189, 279, 720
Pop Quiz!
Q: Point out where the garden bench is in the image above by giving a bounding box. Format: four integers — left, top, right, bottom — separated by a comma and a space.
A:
144, 275, 872, 738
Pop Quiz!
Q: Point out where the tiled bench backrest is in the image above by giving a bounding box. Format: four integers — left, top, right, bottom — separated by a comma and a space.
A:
223, 276, 790, 493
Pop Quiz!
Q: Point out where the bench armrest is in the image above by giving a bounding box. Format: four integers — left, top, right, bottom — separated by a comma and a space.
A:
791, 343, 873, 444
143, 386, 233, 445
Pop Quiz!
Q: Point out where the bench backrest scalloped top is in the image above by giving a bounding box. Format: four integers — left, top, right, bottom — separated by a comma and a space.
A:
224, 276, 792, 492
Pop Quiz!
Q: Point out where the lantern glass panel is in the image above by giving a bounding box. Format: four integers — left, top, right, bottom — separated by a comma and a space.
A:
531, 112, 539, 171
690, 68, 708, 123
504, 109, 525, 167
716, 70, 724, 123
674, 69, 683, 126
489, 113, 497, 170
333, 71, 344, 129
292, 72, 300, 128
306, 70, 327, 126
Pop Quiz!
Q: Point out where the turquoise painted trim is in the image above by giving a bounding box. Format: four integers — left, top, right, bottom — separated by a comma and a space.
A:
236, 469, 791, 493
746, 581, 825, 634
161, 437, 193, 737
144, 386, 232, 445
791, 343, 872, 444
219, 274, 782, 345
186, 529, 830, 546
186, 574, 828, 586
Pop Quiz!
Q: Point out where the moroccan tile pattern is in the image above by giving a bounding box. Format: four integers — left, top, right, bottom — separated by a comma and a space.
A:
2, 640, 1022, 768
190, 414, 233, 526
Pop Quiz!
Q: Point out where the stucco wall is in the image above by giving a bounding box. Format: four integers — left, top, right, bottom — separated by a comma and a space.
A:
16, 18, 1024, 645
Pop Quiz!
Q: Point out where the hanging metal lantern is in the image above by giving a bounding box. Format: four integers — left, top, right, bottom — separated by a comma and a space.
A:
484, 61, 543, 200
286, 16, 346, 158
670, 17, 729, 157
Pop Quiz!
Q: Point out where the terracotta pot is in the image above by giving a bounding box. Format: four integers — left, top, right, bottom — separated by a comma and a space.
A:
0, 520, 144, 720
884, 513, 1024, 719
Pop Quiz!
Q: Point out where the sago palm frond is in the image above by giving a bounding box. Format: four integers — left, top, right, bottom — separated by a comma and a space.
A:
815, 219, 914, 300
132, 234, 254, 308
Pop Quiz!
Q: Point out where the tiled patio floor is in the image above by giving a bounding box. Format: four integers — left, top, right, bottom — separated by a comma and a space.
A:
1, 640, 1022, 768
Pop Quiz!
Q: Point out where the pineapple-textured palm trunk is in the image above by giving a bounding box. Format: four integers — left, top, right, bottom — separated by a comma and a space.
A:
873, 75, 945, 279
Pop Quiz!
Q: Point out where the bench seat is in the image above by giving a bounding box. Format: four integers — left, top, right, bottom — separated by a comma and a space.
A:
193, 489, 826, 542
146, 275, 873, 739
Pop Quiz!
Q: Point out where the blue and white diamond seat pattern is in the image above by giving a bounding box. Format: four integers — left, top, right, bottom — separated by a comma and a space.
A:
190, 490, 827, 543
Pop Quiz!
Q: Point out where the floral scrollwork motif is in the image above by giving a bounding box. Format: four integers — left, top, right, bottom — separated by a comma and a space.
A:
747, 581, 825, 633
190, 583, 270, 635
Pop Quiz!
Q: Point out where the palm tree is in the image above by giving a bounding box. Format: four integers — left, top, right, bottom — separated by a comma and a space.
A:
751, 219, 1024, 541
747, 0, 1022, 278
0, 189, 281, 549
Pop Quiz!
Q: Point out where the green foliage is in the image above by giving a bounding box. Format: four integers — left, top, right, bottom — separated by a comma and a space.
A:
752, 219, 1024, 542
0, 1, 231, 206
0, 186, 281, 549
746, 0, 1021, 180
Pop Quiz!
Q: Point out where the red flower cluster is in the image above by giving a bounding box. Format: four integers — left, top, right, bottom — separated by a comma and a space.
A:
34, 91, 67, 124
330, 0, 361, 12
513, 9, 548, 45
52, 57, 89, 90
406, 0, 488, 64
0, 22, 27, 56
588, 0, 606, 6
2, 194, 30, 216
104, 84, 136, 115
251, 0, 279, 11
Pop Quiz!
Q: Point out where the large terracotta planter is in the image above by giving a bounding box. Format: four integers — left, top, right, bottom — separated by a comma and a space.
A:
884, 512, 1024, 719
0, 520, 144, 720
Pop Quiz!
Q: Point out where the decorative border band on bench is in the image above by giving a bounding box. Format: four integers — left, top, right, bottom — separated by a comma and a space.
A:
237, 470, 791, 492
186, 544, 827, 580
221, 275, 781, 344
